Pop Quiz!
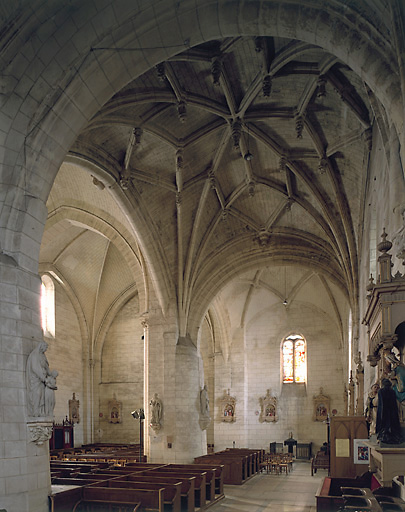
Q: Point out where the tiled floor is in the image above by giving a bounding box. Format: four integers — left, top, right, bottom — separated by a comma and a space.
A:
209, 460, 326, 512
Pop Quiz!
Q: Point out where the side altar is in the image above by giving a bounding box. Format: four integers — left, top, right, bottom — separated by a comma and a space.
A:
363, 229, 405, 487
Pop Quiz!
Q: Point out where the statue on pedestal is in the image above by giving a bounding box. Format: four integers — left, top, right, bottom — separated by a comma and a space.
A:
199, 384, 211, 430
376, 379, 403, 444
365, 382, 379, 436
26, 341, 58, 418
150, 393, 162, 433
386, 353, 405, 421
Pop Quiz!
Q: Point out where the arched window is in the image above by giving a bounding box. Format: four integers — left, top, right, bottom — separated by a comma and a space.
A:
282, 334, 306, 383
41, 274, 55, 338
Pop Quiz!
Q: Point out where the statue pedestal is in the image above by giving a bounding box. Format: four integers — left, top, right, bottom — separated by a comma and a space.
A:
27, 419, 53, 446
366, 440, 405, 486
199, 415, 211, 431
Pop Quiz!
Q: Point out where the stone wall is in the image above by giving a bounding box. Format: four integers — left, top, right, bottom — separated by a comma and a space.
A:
203, 301, 345, 454
46, 281, 84, 445
95, 295, 144, 445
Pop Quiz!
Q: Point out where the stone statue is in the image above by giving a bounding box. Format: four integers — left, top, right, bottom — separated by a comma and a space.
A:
392, 207, 405, 263
386, 353, 405, 400
200, 384, 210, 417
376, 378, 403, 444
69, 392, 80, 424
26, 341, 57, 417
44, 370, 58, 417
150, 393, 162, 427
365, 382, 379, 436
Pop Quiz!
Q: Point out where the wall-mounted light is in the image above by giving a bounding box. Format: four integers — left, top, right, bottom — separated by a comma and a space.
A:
131, 408, 145, 462
131, 409, 145, 420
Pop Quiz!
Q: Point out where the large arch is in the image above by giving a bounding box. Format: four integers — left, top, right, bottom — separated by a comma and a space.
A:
0, 3, 403, 510
1, 1, 401, 261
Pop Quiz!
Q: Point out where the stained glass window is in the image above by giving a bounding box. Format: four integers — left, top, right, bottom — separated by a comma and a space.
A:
282, 335, 306, 383
282, 340, 294, 382
41, 275, 55, 337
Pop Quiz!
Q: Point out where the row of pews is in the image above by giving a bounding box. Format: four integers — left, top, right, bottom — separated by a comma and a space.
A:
194, 448, 265, 485
50, 459, 225, 512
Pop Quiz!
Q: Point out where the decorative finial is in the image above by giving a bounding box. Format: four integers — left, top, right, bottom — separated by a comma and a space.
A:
377, 228, 392, 253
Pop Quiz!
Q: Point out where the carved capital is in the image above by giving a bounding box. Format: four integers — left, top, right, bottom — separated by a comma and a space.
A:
27, 421, 53, 446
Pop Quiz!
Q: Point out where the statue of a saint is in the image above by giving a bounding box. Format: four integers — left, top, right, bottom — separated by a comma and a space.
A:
26, 341, 57, 417
200, 384, 210, 417
392, 207, 405, 262
376, 379, 403, 444
386, 353, 405, 400
150, 393, 162, 425
365, 382, 379, 436
44, 370, 58, 417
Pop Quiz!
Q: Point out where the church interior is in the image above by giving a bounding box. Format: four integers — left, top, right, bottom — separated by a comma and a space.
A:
2, 1, 405, 511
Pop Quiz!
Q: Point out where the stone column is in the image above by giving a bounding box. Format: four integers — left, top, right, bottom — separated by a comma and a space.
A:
145, 326, 206, 463
0, 260, 51, 512
173, 337, 205, 462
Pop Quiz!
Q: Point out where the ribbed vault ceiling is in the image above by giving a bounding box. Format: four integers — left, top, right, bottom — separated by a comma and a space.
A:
41, 34, 377, 344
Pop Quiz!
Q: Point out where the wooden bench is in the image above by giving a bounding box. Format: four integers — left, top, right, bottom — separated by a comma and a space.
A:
49, 485, 83, 512
122, 474, 195, 512
194, 455, 245, 485
165, 465, 217, 502
172, 463, 224, 496
92, 479, 181, 512
315, 474, 374, 512
76, 486, 163, 512
144, 470, 206, 509
311, 451, 329, 476
52, 478, 107, 487
225, 448, 263, 474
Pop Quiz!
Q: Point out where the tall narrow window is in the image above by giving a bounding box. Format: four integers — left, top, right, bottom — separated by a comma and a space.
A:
282, 334, 306, 383
41, 275, 55, 338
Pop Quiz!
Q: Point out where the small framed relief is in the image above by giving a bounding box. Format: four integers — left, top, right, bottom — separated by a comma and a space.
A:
108, 395, 122, 424
220, 389, 236, 422
259, 389, 278, 423
313, 388, 330, 421
68, 393, 80, 424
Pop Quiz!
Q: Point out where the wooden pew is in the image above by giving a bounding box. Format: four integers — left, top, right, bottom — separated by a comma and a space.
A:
189, 464, 224, 496
49, 485, 83, 512
194, 455, 245, 485
144, 470, 206, 509
165, 464, 217, 501
215, 452, 250, 479
123, 473, 195, 512
77, 486, 163, 512
92, 479, 181, 512
52, 477, 106, 487
225, 448, 264, 473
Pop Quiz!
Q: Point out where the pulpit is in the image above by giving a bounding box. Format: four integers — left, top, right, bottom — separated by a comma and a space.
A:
284, 434, 297, 455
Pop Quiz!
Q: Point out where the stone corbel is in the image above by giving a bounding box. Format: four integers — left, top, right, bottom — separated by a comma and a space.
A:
27, 420, 53, 446
367, 354, 380, 367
